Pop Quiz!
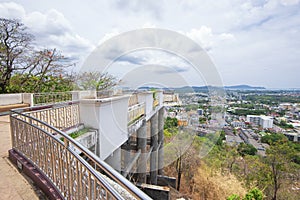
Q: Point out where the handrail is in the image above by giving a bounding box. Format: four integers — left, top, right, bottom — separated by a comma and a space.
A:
11, 104, 152, 200
128, 102, 145, 125
11, 110, 124, 199
33, 91, 73, 106
24, 101, 80, 131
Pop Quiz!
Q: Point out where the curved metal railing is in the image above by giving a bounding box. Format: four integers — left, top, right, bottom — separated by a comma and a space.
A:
33, 92, 73, 106
10, 103, 151, 200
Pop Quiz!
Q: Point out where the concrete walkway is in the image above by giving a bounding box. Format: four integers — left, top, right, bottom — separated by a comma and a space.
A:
0, 116, 41, 200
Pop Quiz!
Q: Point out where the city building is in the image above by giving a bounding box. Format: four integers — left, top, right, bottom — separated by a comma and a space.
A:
283, 132, 300, 142
163, 91, 181, 106
176, 114, 188, 126
279, 103, 293, 110
231, 120, 246, 128
246, 115, 273, 129
197, 108, 203, 115
225, 135, 244, 146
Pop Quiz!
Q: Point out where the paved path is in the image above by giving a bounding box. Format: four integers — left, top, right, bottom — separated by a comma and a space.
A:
0, 116, 40, 200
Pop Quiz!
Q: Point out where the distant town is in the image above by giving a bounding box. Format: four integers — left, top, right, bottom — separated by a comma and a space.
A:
163, 85, 300, 156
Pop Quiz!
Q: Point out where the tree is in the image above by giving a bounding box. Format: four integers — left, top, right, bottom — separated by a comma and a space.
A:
237, 143, 257, 156
75, 71, 118, 91
227, 194, 240, 200
241, 155, 271, 189
227, 188, 263, 200
7, 73, 73, 93
164, 117, 178, 129
164, 128, 198, 192
278, 120, 294, 129
265, 141, 297, 200
199, 116, 207, 124
216, 130, 225, 146
223, 145, 239, 173
261, 133, 287, 145
243, 188, 263, 200
0, 18, 32, 92
0, 18, 71, 93
173, 137, 200, 192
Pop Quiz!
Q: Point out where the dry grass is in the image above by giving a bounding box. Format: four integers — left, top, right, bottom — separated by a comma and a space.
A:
166, 162, 247, 200
191, 164, 247, 200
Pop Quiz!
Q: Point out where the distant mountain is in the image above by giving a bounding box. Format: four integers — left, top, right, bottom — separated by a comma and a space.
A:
174, 85, 266, 92
137, 85, 266, 92
224, 85, 266, 90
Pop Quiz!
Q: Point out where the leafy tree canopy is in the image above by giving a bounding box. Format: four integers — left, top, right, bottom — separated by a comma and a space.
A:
237, 143, 257, 156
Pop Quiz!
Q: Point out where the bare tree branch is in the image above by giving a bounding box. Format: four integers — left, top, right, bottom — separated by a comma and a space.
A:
0, 18, 72, 93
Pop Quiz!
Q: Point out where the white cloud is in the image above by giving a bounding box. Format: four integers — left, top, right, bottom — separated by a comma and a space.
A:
97, 23, 157, 46
1, 0, 299, 88
112, 0, 163, 19
25, 9, 72, 35
0, 2, 94, 62
142, 22, 156, 28
98, 29, 120, 45
186, 26, 235, 51
0, 2, 25, 19
280, 0, 300, 6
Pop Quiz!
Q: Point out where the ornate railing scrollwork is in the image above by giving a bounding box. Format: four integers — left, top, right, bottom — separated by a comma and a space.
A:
10, 103, 151, 200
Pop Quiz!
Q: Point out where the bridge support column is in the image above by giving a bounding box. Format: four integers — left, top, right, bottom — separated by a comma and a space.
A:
158, 108, 164, 175
150, 112, 158, 185
105, 147, 121, 173
122, 137, 132, 177
137, 120, 147, 183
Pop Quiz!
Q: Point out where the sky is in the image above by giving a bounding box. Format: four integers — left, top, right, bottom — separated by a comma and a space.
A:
0, 0, 300, 89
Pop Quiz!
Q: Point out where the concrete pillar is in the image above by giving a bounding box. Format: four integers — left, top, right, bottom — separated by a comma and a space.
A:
137, 120, 147, 183
122, 138, 132, 176
158, 108, 164, 175
150, 112, 158, 184
72, 90, 97, 101
22, 93, 34, 106
105, 147, 121, 173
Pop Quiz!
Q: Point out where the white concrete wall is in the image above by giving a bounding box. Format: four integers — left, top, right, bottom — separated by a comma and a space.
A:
79, 100, 101, 128
22, 93, 33, 106
72, 90, 97, 101
157, 91, 163, 106
138, 92, 153, 117
76, 131, 97, 149
0, 94, 23, 106
261, 118, 273, 129
99, 96, 129, 160
79, 96, 130, 160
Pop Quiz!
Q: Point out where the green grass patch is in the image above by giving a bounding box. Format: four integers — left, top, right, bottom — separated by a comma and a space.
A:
61, 128, 90, 141
128, 115, 143, 126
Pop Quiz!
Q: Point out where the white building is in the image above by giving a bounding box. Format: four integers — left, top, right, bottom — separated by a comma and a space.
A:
246, 115, 273, 129
163, 91, 181, 106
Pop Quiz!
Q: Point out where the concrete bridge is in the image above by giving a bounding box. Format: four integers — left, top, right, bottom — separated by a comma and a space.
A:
4, 90, 174, 200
